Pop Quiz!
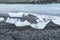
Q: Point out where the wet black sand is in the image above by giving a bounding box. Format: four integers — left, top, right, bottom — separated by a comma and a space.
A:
0, 21, 60, 40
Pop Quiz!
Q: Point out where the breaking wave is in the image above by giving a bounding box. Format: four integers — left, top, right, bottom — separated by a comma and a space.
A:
0, 12, 60, 29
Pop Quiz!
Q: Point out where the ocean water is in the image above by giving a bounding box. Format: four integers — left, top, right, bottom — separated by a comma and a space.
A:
0, 4, 60, 16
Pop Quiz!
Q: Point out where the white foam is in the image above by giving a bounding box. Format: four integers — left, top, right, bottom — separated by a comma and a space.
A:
36, 18, 44, 22
0, 17, 4, 21
19, 12, 36, 16
24, 12, 29, 16
6, 17, 18, 24
8, 12, 23, 17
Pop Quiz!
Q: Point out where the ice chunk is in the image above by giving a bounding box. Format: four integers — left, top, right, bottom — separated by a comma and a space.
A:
31, 24, 38, 29
37, 21, 50, 29
31, 20, 50, 29
15, 20, 31, 27
0, 17, 4, 21
6, 17, 17, 24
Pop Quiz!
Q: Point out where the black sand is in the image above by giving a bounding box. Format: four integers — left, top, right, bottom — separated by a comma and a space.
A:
0, 21, 60, 40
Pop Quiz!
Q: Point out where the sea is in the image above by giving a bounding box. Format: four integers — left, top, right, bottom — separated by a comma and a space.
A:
0, 3, 60, 16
